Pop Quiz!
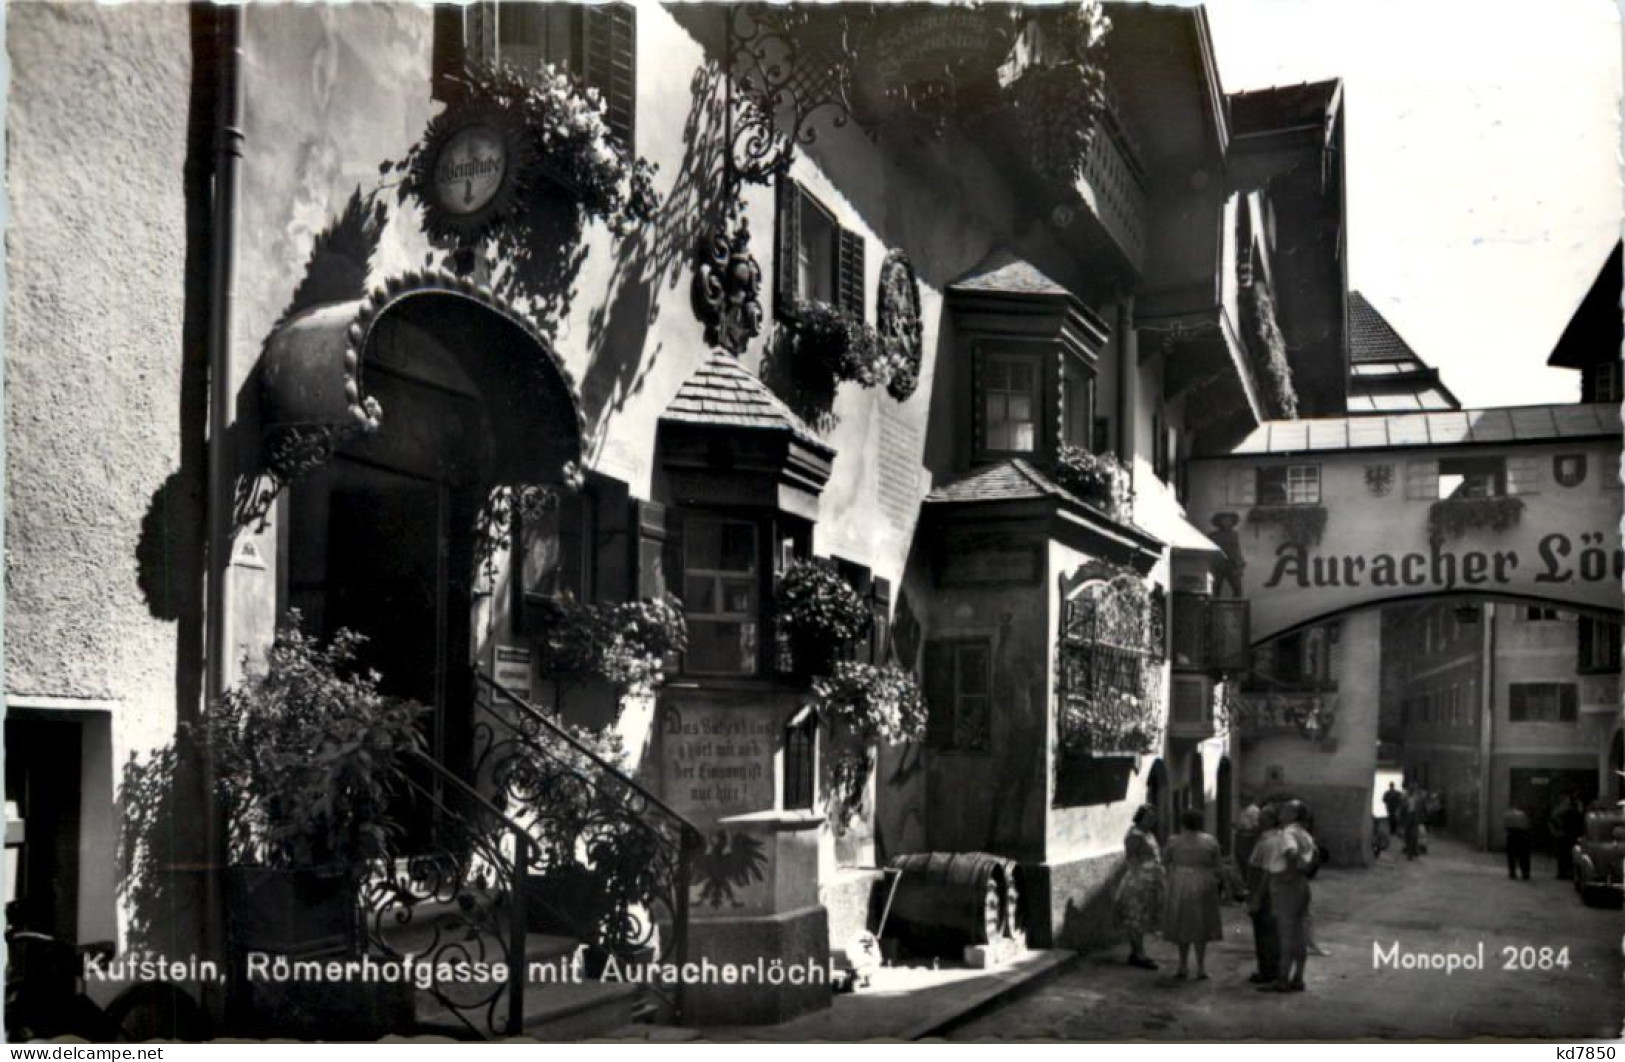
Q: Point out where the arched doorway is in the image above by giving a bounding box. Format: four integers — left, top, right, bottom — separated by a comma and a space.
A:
1146, 759, 1170, 842
1216, 756, 1233, 853
266, 278, 583, 791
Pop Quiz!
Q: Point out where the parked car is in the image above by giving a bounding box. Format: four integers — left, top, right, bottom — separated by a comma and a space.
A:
1573, 804, 1625, 907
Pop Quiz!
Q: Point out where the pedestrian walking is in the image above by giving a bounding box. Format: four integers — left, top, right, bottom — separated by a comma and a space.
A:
1114, 804, 1167, 970
1162, 808, 1224, 981
1245, 804, 1282, 985
1504, 805, 1532, 880
1382, 782, 1403, 837
1258, 801, 1316, 993
1402, 786, 1424, 860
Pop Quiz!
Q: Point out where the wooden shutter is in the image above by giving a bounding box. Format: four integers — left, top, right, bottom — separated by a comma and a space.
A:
579, 3, 636, 149
837, 227, 866, 318
923, 641, 955, 749
774, 175, 801, 318
1506, 456, 1542, 496
1559, 683, 1577, 721
431, 4, 468, 100
870, 577, 892, 666
1226, 467, 1257, 506
634, 499, 680, 602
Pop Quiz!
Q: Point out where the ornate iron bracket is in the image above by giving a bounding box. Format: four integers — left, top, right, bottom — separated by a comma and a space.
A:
690, 202, 764, 356
726, 5, 861, 185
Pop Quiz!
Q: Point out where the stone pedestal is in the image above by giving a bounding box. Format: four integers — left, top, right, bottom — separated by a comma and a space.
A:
659, 687, 834, 1026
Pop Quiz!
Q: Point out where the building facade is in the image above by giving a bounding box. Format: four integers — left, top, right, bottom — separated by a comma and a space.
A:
16, 0, 1604, 1041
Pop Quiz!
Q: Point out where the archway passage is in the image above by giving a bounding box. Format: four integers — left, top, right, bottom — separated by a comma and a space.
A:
1232, 592, 1621, 862
269, 276, 585, 796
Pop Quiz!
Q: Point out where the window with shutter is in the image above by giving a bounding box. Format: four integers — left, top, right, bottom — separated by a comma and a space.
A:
869, 578, 893, 667
774, 176, 865, 320
434, 2, 637, 150
1578, 616, 1622, 674
1227, 467, 1257, 506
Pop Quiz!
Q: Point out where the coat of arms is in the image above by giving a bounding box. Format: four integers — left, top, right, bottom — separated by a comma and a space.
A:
1554, 454, 1587, 488
1363, 464, 1394, 497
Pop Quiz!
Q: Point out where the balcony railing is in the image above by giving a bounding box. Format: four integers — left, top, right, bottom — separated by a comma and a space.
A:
1076, 117, 1147, 268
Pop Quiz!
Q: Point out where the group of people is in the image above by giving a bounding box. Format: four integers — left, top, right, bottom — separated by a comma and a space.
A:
1112, 800, 1320, 992
1504, 792, 1587, 881
1380, 782, 1436, 861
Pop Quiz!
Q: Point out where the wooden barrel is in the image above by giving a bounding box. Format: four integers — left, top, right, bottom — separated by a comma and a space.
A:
884, 852, 1016, 952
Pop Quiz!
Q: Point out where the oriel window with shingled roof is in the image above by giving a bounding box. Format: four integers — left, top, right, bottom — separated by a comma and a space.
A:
656, 352, 835, 678
944, 250, 1109, 470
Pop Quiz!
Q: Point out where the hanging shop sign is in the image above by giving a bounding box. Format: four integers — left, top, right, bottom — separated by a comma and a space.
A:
409, 103, 531, 244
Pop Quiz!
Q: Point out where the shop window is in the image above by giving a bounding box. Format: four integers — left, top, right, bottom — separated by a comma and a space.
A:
980, 351, 1041, 455
1256, 464, 1320, 505
1578, 616, 1622, 674
774, 178, 865, 319
1509, 682, 1577, 723
1439, 456, 1505, 500
922, 640, 993, 753
434, 3, 637, 147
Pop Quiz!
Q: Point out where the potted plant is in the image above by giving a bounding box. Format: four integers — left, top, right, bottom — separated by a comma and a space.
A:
191, 614, 425, 1033
774, 560, 872, 676
1051, 444, 1133, 521
809, 662, 927, 827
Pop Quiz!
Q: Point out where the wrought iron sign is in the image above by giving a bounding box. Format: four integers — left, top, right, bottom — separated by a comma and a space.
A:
1055, 561, 1165, 756
691, 203, 764, 356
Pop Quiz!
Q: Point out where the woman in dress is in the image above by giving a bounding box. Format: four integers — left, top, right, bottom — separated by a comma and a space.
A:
1162, 807, 1224, 980
1114, 804, 1167, 969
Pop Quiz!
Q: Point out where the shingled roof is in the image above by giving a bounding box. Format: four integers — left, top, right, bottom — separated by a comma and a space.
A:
659, 351, 833, 456
1349, 291, 1421, 364
948, 250, 1074, 299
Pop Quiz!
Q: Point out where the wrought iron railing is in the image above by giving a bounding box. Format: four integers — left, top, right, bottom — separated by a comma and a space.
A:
472, 672, 703, 1019
360, 750, 532, 1038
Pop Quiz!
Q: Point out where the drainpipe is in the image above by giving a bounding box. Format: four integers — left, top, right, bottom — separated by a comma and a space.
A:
1477, 603, 1496, 850
1117, 297, 1136, 469
205, 0, 245, 710
202, 2, 244, 1012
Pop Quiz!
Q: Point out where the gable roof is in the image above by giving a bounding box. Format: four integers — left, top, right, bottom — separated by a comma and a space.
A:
1547, 241, 1622, 370
659, 351, 832, 456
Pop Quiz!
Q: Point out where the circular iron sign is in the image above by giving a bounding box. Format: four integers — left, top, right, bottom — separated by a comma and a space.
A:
409, 102, 531, 245
434, 124, 507, 216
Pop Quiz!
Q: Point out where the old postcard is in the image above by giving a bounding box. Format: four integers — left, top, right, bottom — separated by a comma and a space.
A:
3, 0, 1620, 1045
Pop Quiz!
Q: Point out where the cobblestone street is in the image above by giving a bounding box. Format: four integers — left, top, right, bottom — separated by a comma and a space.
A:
948, 836, 1622, 1041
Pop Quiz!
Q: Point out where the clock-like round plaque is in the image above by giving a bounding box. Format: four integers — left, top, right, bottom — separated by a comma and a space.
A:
409, 102, 532, 244
434, 124, 507, 216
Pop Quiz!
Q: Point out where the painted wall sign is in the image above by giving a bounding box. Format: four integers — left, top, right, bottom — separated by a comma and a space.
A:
493, 644, 532, 700
1262, 531, 1623, 593
662, 705, 776, 819
1189, 443, 1624, 643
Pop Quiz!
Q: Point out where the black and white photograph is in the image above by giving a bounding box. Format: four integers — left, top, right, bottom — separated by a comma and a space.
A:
2, 0, 1621, 1045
